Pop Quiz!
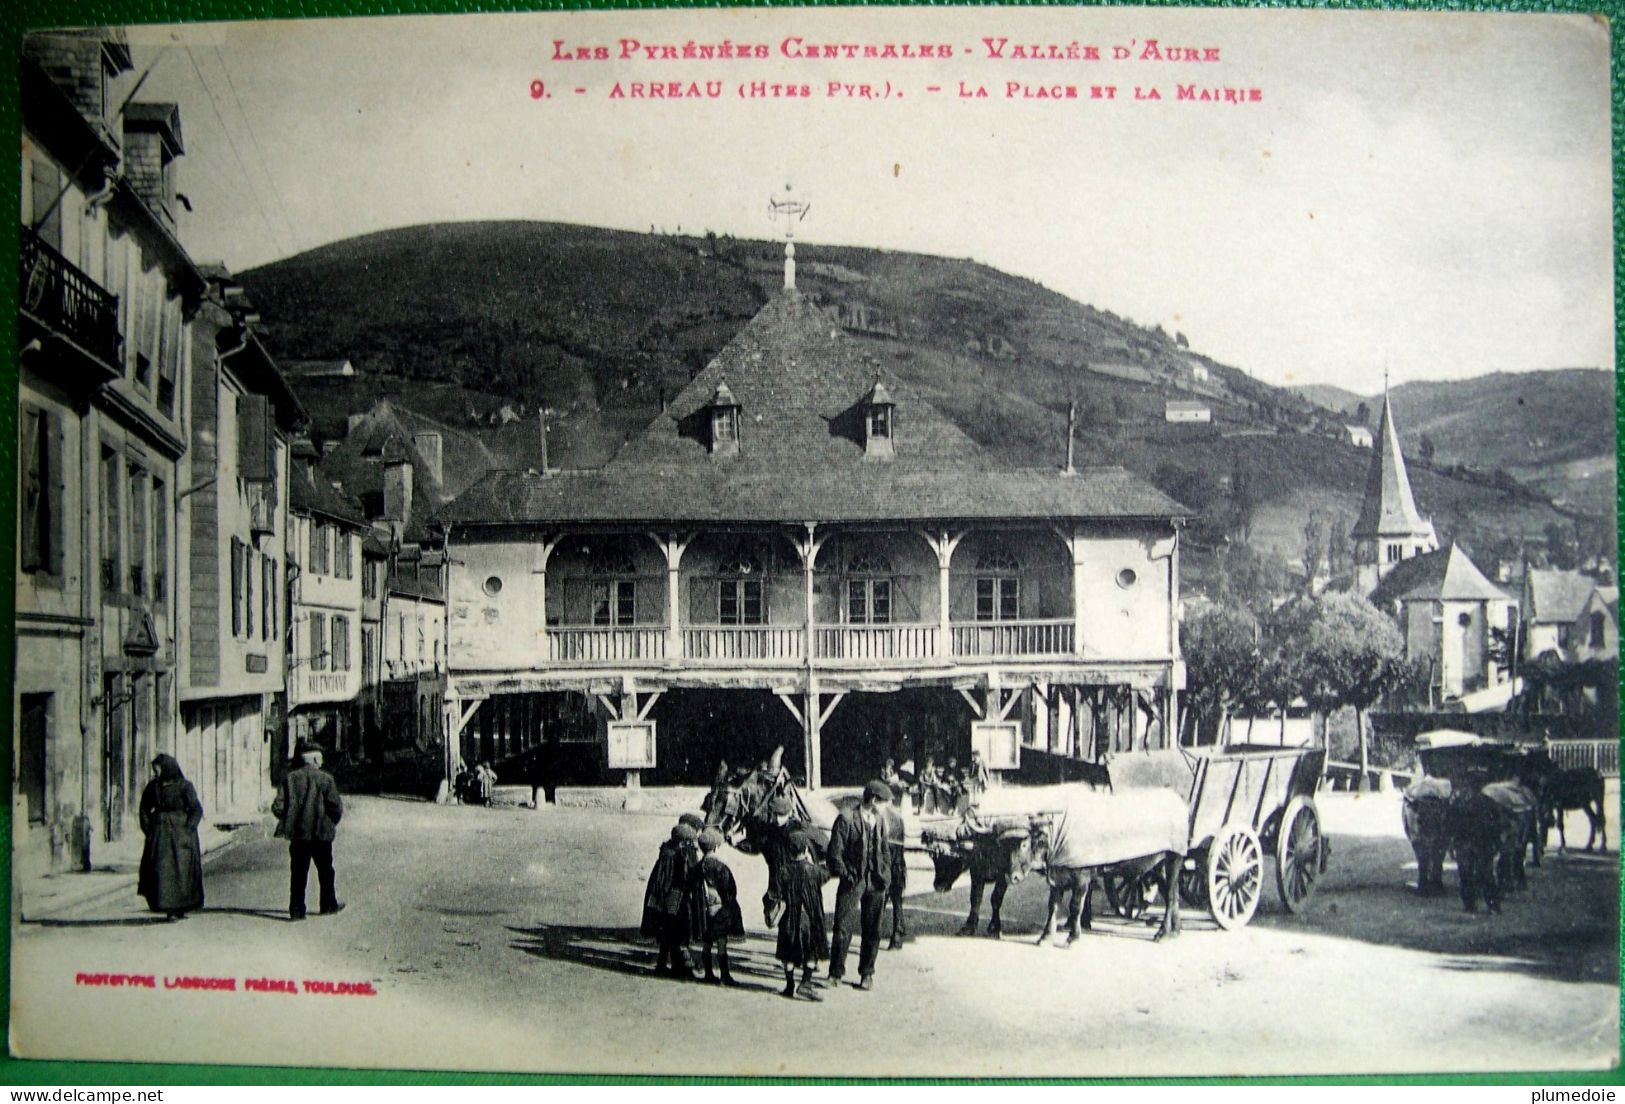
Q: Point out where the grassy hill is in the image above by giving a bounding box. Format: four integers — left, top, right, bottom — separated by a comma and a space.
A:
1292, 370, 1617, 516
239, 221, 1598, 579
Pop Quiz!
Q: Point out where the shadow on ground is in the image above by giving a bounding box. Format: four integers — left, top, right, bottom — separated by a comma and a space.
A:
1252, 833, 1618, 986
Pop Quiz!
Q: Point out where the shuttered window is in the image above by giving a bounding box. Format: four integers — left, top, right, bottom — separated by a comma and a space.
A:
20, 407, 62, 575
152, 477, 167, 599
237, 394, 273, 482
309, 613, 327, 671
230, 537, 244, 637
332, 615, 350, 671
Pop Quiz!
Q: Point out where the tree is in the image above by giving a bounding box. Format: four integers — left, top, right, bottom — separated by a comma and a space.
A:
1355, 401, 1370, 425
1294, 592, 1406, 790
1301, 511, 1328, 589
1327, 513, 1353, 578
1544, 521, 1580, 571
1229, 461, 1257, 544
1180, 605, 1262, 745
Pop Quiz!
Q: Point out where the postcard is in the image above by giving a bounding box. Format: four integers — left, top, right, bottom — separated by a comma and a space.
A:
11, 5, 1618, 1079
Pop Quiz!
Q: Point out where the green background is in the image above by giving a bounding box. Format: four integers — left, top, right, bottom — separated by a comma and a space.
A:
2, 0, 1622, 1087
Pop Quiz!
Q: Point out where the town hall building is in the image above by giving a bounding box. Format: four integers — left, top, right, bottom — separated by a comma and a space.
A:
434, 243, 1190, 793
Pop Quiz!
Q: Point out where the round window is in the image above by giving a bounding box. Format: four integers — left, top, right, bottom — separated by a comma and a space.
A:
483, 575, 503, 597
1116, 568, 1138, 589
1457, 612, 1472, 627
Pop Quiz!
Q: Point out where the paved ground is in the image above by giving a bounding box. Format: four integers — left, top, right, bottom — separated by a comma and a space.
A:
10, 791, 1618, 1078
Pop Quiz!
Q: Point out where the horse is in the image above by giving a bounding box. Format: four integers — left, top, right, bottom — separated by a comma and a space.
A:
1519, 750, 1607, 853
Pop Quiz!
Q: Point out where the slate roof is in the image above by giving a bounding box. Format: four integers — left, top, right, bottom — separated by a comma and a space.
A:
1369, 543, 1510, 608
1525, 568, 1599, 625
438, 289, 1187, 528
290, 461, 366, 527
1351, 394, 1435, 541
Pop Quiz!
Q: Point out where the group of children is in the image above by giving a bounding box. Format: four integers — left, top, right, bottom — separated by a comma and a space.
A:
640, 810, 832, 1000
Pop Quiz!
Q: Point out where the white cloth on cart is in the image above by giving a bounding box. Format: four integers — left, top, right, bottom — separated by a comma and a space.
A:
931, 783, 1189, 867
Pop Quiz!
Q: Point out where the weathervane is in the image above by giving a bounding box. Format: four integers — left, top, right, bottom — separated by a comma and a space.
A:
768, 183, 810, 290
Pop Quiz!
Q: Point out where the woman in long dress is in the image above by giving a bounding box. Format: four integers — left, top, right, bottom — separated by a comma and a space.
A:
137, 754, 205, 920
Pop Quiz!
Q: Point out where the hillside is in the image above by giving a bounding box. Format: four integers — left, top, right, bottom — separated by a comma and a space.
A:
239, 221, 1596, 579
1292, 370, 1617, 516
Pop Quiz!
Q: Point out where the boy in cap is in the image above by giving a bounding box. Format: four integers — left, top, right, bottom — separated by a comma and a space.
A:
690, 827, 745, 985
825, 780, 894, 991
759, 793, 803, 926
642, 821, 703, 978
774, 829, 829, 1000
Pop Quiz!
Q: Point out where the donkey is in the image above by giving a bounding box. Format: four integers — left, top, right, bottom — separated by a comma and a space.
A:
926, 826, 1035, 938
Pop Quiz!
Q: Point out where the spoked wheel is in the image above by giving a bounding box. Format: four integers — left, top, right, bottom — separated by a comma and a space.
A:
1207, 824, 1264, 930
1102, 867, 1162, 920
1275, 796, 1324, 914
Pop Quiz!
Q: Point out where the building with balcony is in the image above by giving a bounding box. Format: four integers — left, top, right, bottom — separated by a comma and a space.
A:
178, 267, 306, 822
287, 444, 367, 757
17, 29, 205, 870
437, 250, 1188, 792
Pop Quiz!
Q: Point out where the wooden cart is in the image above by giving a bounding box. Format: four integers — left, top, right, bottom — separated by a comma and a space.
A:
1102, 744, 1330, 930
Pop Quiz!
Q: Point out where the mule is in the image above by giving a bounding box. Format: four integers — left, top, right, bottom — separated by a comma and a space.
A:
1028, 815, 1182, 945
927, 829, 1034, 938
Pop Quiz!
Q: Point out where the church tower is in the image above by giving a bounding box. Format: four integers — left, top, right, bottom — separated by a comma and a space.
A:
1351, 392, 1438, 594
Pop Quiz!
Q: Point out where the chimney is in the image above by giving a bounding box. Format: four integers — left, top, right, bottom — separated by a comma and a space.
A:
384, 457, 413, 526
538, 410, 550, 475
784, 241, 796, 291
122, 102, 184, 231
412, 432, 443, 488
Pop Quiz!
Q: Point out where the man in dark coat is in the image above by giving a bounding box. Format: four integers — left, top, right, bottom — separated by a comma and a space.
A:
273, 744, 345, 920
826, 780, 893, 991
883, 783, 908, 949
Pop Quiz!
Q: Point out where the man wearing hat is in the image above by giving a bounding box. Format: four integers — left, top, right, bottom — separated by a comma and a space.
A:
824, 780, 894, 990
272, 742, 345, 920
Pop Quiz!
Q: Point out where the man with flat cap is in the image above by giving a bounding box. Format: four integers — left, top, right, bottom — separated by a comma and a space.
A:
825, 779, 893, 991
273, 742, 345, 920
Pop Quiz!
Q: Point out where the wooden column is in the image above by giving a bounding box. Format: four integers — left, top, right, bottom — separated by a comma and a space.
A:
919, 529, 964, 659
530, 536, 560, 661
648, 533, 693, 662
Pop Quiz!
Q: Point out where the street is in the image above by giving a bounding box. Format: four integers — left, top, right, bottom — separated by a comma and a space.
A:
11, 792, 1619, 1078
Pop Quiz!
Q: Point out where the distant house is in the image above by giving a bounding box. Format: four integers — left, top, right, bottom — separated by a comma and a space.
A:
281, 358, 356, 379
1190, 363, 1209, 383
1164, 400, 1211, 423
1345, 425, 1373, 449
1523, 568, 1616, 661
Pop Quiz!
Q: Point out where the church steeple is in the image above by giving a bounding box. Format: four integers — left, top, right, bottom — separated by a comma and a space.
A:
1351, 391, 1438, 593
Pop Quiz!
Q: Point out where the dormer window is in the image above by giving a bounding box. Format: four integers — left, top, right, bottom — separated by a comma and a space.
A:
862, 379, 895, 458
708, 380, 741, 457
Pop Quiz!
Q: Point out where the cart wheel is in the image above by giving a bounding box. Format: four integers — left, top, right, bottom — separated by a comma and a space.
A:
1207, 824, 1264, 930
1275, 797, 1324, 914
1103, 867, 1162, 920
1178, 853, 1209, 909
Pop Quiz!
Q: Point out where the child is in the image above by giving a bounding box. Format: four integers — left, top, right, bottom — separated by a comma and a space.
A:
773, 829, 830, 1000
691, 827, 745, 985
642, 822, 702, 978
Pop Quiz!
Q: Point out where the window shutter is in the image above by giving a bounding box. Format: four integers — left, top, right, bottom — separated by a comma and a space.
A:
237, 394, 272, 482
30, 159, 61, 250
20, 409, 43, 572
44, 411, 65, 576
230, 537, 243, 637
